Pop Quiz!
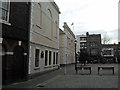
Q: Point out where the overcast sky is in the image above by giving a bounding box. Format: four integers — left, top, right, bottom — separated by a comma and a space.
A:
55, 0, 119, 44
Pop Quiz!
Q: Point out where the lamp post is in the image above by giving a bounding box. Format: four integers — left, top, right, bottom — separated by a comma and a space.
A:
74, 40, 77, 72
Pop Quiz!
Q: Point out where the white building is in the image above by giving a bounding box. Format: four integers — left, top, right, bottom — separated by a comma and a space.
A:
28, 2, 60, 78
59, 22, 75, 65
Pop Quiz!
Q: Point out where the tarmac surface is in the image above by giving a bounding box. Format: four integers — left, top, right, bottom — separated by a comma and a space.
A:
2, 64, 119, 89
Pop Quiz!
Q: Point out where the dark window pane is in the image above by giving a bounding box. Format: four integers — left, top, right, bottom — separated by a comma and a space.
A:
35, 49, 39, 67
45, 50, 48, 66
2, 9, 7, 21
56, 53, 58, 64
53, 52, 55, 64
49, 51, 51, 65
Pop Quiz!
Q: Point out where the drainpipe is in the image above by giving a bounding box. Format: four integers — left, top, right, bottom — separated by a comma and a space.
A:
26, 2, 31, 80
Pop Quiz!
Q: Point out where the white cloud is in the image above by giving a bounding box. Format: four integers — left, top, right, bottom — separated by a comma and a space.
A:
55, 0, 119, 43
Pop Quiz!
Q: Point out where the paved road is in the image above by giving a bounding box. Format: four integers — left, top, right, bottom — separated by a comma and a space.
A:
2, 64, 119, 89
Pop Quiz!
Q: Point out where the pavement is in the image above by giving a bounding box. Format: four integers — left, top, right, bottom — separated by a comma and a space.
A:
2, 64, 119, 89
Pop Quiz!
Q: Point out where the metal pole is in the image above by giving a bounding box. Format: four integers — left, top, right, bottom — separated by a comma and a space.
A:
75, 43, 77, 71
64, 54, 67, 75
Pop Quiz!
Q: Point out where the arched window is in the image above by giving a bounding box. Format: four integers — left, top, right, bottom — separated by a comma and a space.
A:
55, 21, 58, 38
48, 9, 52, 19
48, 9, 53, 37
38, 3, 42, 27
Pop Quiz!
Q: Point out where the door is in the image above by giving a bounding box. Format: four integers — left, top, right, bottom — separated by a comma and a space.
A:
2, 45, 7, 84
12, 46, 24, 82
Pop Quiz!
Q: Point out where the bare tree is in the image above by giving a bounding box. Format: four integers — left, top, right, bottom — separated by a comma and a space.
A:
102, 34, 111, 44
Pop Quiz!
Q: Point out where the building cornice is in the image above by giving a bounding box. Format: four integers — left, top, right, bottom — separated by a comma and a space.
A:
63, 22, 75, 38
51, 2, 61, 14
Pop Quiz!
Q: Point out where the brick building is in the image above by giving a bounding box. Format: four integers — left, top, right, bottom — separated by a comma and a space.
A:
1, 2, 30, 84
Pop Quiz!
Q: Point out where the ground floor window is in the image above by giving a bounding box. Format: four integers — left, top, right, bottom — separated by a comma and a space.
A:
56, 52, 58, 64
53, 52, 55, 64
45, 50, 48, 66
35, 49, 40, 67
49, 51, 51, 65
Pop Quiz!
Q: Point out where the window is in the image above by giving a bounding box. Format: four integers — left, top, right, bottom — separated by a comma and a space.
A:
103, 50, 112, 56
0, 1, 10, 22
45, 50, 48, 66
36, 3, 42, 29
80, 42, 86, 47
90, 43, 97, 47
53, 52, 55, 64
49, 51, 51, 65
56, 52, 58, 64
90, 49, 98, 55
80, 37, 86, 41
48, 9, 53, 35
41, 51, 44, 58
55, 21, 58, 38
35, 49, 40, 67
38, 3, 42, 27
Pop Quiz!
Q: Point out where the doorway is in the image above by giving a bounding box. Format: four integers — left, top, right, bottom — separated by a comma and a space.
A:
2, 45, 7, 84
12, 46, 25, 82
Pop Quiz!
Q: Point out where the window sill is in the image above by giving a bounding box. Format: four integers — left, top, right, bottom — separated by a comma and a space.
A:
34, 67, 40, 70
44, 66, 49, 68
0, 19, 11, 26
44, 65, 52, 68
53, 64, 59, 67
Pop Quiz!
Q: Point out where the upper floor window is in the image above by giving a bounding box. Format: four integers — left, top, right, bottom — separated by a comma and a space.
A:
80, 42, 87, 47
80, 37, 86, 41
0, 1, 10, 22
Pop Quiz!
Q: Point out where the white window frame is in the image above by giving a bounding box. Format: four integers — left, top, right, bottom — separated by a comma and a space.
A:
0, 0, 11, 25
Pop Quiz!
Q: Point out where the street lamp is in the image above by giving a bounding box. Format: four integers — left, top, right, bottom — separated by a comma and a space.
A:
74, 39, 77, 72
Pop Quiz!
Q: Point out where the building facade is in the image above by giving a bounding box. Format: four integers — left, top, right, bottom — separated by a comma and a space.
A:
76, 32, 102, 63
117, 42, 120, 63
1, 2, 30, 84
28, 2, 60, 78
86, 32, 102, 60
102, 44, 118, 63
59, 22, 75, 65
76, 34, 87, 53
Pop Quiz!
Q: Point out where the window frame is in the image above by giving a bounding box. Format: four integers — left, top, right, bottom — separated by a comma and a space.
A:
49, 51, 52, 65
56, 52, 58, 64
53, 52, 56, 65
45, 50, 48, 66
35, 49, 40, 67
0, 1, 11, 25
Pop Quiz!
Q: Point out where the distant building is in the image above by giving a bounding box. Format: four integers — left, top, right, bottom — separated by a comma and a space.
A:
86, 32, 102, 59
59, 22, 75, 65
117, 42, 120, 63
102, 44, 118, 63
76, 34, 87, 53
76, 32, 102, 62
